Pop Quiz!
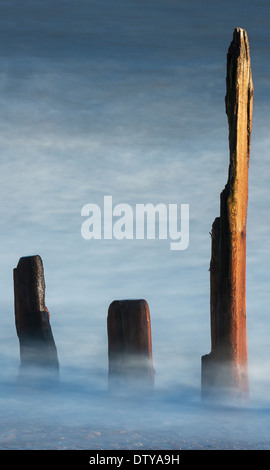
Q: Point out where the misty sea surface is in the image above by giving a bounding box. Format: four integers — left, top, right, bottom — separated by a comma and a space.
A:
1, 353, 270, 450
0, 0, 270, 450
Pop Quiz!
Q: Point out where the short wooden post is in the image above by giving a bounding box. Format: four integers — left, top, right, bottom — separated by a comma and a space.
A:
13, 255, 59, 380
202, 28, 253, 401
107, 299, 154, 388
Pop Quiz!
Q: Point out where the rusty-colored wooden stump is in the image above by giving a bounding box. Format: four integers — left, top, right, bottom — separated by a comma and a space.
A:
202, 28, 253, 401
107, 299, 155, 388
13, 255, 59, 380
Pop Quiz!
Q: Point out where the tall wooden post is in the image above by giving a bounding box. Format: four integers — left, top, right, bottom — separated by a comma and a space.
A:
202, 28, 254, 400
13, 255, 59, 379
107, 299, 155, 388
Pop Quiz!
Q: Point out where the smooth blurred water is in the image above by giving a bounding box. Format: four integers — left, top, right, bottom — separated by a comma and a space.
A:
0, 0, 270, 449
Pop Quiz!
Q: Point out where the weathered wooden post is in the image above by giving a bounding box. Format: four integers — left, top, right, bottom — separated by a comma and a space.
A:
107, 299, 155, 388
13, 255, 59, 380
201, 28, 254, 400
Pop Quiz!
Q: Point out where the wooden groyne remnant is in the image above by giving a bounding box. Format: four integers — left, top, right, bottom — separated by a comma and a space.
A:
201, 28, 254, 400
107, 299, 155, 388
13, 255, 59, 380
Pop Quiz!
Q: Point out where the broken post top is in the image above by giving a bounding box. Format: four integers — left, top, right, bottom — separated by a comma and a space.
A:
109, 299, 148, 310
225, 27, 254, 168
224, 27, 253, 233
14, 255, 45, 313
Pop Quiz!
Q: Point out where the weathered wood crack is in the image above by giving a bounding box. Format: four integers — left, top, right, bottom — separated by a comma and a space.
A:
13, 255, 59, 381
202, 28, 254, 400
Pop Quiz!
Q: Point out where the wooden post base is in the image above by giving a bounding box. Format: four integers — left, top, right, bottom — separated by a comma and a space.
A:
107, 299, 155, 389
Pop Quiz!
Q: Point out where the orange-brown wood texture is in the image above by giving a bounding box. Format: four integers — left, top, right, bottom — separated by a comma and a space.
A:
202, 28, 253, 400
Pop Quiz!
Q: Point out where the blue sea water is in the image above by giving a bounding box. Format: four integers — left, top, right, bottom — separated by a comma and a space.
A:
0, 0, 270, 449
